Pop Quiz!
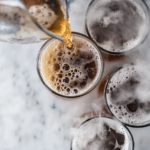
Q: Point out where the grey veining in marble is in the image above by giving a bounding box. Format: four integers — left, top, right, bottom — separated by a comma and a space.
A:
0, 0, 150, 150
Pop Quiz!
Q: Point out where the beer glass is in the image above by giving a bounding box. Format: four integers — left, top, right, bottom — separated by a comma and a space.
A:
85, 0, 150, 54
71, 116, 134, 150
104, 64, 150, 127
0, 0, 70, 44
37, 32, 104, 99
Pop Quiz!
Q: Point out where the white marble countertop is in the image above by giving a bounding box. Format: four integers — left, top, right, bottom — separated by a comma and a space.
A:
1, 0, 150, 150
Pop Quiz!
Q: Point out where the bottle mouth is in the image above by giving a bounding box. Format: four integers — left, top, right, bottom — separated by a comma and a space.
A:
20, 0, 67, 42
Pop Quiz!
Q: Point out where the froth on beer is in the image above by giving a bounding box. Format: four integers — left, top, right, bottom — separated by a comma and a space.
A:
86, 0, 148, 53
105, 64, 150, 126
71, 117, 133, 150
37, 33, 103, 97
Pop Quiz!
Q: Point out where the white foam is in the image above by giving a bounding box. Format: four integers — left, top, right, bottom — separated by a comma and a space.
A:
29, 4, 58, 29
87, 0, 147, 52
106, 64, 150, 125
71, 117, 133, 150
102, 11, 123, 27
39, 34, 103, 97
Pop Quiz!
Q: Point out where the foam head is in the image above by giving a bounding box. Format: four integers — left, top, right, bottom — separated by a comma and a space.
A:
23, 0, 58, 29
71, 117, 133, 150
37, 33, 103, 97
86, 0, 148, 53
29, 3, 58, 29
23, 0, 72, 42
106, 64, 150, 126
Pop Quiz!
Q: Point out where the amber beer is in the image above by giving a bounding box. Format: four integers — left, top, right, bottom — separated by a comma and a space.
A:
23, 0, 72, 46
37, 32, 103, 98
71, 117, 134, 150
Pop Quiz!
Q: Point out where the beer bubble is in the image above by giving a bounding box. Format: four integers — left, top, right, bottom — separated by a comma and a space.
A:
67, 52, 71, 55
80, 81, 86, 88
63, 77, 69, 83
57, 57, 61, 61
74, 89, 78, 94
57, 74, 63, 78
110, 87, 113, 91
74, 81, 78, 86
74, 69, 77, 72
62, 64, 70, 71
127, 100, 138, 112
52, 63, 60, 71
57, 52, 62, 56
66, 88, 70, 92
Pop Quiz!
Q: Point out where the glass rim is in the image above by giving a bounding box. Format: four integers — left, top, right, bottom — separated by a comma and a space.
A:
70, 116, 134, 150
85, 0, 150, 55
37, 31, 104, 98
104, 66, 150, 128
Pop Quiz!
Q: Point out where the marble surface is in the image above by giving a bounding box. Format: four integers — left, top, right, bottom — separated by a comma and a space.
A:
0, 0, 150, 150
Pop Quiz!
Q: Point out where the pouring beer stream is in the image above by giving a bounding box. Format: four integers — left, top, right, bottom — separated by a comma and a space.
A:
0, 0, 72, 47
